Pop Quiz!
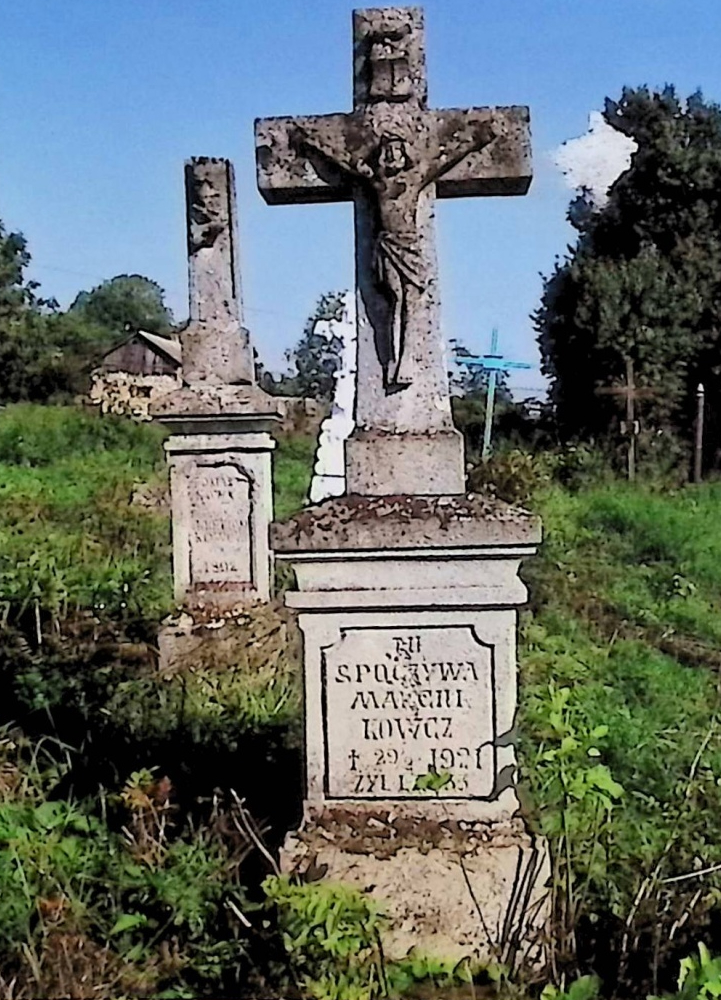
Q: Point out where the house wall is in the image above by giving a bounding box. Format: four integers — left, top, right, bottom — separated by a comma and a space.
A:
100, 339, 179, 376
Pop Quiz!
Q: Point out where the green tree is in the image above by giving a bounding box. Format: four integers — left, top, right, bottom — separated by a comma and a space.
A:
264, 291, 346, 400
535, 86, 721, 468
0, 219, 43, 319
69, 273, 174, 337
0, 221, 128, 403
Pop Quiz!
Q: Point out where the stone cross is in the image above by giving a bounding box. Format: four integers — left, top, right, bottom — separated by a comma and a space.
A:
182, 157, 255, 386
255, 6, 531, 494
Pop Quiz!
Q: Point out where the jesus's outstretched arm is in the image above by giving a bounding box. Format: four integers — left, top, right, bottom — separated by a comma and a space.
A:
289, 121, 366, 180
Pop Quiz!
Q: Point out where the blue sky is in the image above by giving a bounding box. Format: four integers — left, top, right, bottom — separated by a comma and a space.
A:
3, 1, 720, 392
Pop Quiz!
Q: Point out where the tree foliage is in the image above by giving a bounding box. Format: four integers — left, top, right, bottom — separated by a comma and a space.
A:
0, 220, 113, 403
69, 273, 174, 337
0, 223, 170, 404
536, 86, 721, 466
262, 291, 346, 401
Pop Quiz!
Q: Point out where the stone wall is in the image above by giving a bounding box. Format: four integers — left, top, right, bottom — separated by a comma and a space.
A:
89, 371, 180, 421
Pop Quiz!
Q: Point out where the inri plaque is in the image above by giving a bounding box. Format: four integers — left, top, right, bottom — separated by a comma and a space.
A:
323, 625, 496, 799
187, 462, 252, 585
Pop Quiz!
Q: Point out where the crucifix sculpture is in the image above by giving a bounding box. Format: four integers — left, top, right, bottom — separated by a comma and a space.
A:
255, 6, 532, 495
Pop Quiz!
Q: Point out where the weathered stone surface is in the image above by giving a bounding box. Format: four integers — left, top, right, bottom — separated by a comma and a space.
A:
345, 429, 465, 495
152, 157, 280, 609
265, 4, 546, 962
276, 528, 548, 957
182, 157, 254, 386
324, 624, 496, 799
187, 464, 251, 584
277, 533, 548, 959
166, 433, 276, 608
282, 823, 549, 965
255, 6, 532, 494
289, 573, 534, 824
272, 492, 541, 552
152, 383, 280, 421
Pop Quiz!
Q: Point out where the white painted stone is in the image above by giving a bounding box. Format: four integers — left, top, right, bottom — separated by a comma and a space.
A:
309, 293, 356, 503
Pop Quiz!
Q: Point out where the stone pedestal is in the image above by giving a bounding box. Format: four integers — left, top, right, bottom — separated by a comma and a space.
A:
273, 495, 549, 966
154, 386, 280, 610
345, 429, 465, 496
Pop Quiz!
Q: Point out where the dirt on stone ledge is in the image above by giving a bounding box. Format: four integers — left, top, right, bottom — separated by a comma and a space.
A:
294, 805, 527, 860
273, 493, 541, 553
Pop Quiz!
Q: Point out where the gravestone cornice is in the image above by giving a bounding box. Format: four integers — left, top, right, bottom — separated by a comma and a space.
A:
272, 492, 541, 552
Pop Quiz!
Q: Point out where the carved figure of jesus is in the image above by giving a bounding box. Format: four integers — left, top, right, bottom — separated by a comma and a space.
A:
291, 116, 497, 390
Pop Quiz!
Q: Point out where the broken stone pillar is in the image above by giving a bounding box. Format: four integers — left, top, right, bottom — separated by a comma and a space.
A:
153, 157, 280, 611
257, 5, 548, 967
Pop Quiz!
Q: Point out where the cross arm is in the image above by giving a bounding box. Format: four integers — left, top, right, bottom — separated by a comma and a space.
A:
457, 356, 533, 371
433, 106, 532, 198
255, 113, 355, 205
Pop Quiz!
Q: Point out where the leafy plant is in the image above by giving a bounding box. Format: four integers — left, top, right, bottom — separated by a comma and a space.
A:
527, 683, 624, 973
675, 944, 721, 999
541, 973, 601, 1000
264, 875, 387, 1000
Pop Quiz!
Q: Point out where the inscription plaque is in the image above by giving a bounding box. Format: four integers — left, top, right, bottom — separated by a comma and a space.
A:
323, 625, 496, 799
187, 463, 252, 585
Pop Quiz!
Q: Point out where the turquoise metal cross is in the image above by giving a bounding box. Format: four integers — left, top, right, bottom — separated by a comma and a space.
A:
455, 328, 532, 461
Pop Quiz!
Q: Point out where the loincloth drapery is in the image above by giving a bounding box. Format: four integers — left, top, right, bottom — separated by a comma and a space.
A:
373, 230, 425, 387
373, 230, 425, 292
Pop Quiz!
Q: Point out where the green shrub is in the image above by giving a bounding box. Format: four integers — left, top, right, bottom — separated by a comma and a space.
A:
673, 944, 721, 999
468, 448, 551, 505
264, 875, 387, 1000
520, 479, 721, 992
274, 433, 315, 520
0, 735, 254, 999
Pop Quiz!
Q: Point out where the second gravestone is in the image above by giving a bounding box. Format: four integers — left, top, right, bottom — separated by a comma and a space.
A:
154, 158, 280, 610
257, 6, 549, 966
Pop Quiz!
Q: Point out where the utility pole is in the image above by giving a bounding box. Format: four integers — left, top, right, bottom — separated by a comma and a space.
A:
694, 383, 705, 484
454, 328, 533, 462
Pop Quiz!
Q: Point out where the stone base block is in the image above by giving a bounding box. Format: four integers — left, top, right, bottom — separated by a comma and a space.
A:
345, 430, 465, 496
282, 813, 549, 968
164, 430, 276, 608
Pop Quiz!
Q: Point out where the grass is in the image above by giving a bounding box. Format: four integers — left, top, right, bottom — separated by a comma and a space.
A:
5, 406, 721, 996
0, 404, 307, 998
0, 404, 171, 623
0, 406, 316, 624
518, 479, 721, 993
273, 432, 315, 520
